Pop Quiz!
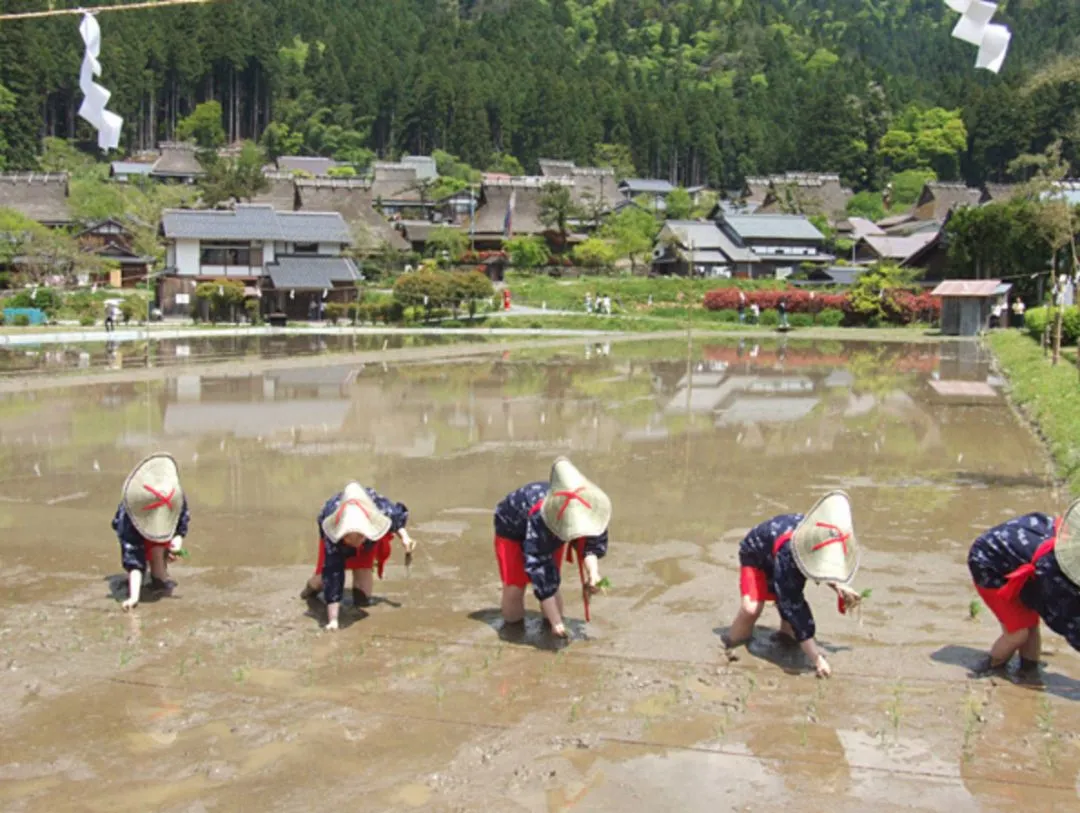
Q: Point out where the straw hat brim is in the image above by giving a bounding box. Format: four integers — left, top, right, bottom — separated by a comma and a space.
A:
790, 490, 859, 585
539, 457, 612, 542
1054, 499, 1080, 587
122, 453, 184, 543
321, 483, 392, 543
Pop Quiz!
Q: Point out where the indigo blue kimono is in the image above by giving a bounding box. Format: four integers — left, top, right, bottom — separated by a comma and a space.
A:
112, 499, 190, 573
494, 482, 608, 601
738, 513, 817, 642
318, 488, 409, 605
968, 513, 1080, 651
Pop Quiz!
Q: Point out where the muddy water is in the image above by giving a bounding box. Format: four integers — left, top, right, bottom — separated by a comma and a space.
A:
0, 336, 1077, 812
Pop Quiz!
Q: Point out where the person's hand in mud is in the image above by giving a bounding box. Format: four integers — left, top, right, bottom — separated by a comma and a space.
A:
814, 654, 832, 678
166, 535, 184, 564
398, 529, 416, 555
583, 553, 603, 596
830, 584, 862, 614
800, 638, 831, 678
541, 594, 568, 638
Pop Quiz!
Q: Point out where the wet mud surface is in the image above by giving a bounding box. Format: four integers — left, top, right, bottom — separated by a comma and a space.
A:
1, 336, 1078, 811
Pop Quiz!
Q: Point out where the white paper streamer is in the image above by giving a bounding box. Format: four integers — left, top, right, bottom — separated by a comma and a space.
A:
975, 23, 1011, 74
944, 0, 1010, 74
78, 13, 122, 150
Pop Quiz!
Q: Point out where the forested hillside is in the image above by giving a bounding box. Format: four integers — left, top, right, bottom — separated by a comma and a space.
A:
0, 0, 1078, 189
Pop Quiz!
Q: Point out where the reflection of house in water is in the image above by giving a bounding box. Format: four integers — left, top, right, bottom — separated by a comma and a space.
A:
928, 341, 1000, 401
164, 366, 358, 440
663, 365, 819, 427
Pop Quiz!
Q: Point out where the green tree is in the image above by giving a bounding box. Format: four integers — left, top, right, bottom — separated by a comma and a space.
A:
879, 107, 967, 180
450, 269, 494, 319
198, 142, 270, 206
177, 101, 227, 149
504, 235, 549, 268
847, 264, 918, 324
665, 187, 693, 220
601, 206, 658, 273
393, 267, 453, 321
195, 279, 246, 323
572, 237, 617, 268
426, 225, 468, 260
38, 137, 94, 175
846, 191, 885, 222
487, 152, 525, 176
0, 82, 14, 169
260, 122, 304, 159
538, 182, 578, 248
593, 143, 636, 179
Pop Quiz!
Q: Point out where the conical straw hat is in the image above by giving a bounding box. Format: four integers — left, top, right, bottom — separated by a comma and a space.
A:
321, 482, 391, 543
121, 453, 184, 542
790, 491, 859, 584
540, 457, 612, 542
1053, 499, 1080, 587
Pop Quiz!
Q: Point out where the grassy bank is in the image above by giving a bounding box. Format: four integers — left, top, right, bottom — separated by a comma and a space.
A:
503, 272, 785, 311
989, 330, 1080, 494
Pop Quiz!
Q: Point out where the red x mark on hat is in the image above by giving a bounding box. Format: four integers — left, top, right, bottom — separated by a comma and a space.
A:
334, 497, 372, 526
810, 521, 850, 555
553, 487, 592, 520
142, 484, 176, 511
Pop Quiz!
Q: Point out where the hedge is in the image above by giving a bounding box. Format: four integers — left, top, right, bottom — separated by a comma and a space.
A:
1024, 306, 1080, 346
702, 287, 940, 326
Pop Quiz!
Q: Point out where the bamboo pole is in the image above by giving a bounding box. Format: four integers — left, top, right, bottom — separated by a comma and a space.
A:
0, 0, 218, 21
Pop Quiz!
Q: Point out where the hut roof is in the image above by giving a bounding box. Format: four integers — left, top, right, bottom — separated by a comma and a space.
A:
276, 156, 340, 176
983, 182, 1020, 203
755, 173, 853, 221
294, 178, 409, 252
473, 178, 572, 236
918, 182, 984, 220
371, 163, 421, 203
152, 142, 204, 178
251, 173, 298, 211
0, 173, 72, 225
861, 232, 937, 262
931, 279, 1002, 297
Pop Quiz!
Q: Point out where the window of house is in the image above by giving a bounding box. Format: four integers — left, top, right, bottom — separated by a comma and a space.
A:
293, 243, 318, 254
200, 242, 252, 266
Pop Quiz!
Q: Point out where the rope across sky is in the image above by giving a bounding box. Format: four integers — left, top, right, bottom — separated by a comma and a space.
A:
0, 0, 218, 21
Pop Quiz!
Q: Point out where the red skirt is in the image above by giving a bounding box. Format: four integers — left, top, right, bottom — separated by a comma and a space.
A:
974, 583, 1040, 633
494, 535, 565, 589
144, 538, 171, 559
316, 533, 394, 579
739, 566, 777, 603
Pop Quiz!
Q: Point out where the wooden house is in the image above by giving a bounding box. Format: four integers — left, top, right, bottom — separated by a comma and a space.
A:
75, 218, 154, 288
755, 172, 853, 225
0, 173, 73, 228
932, 279, 1010, 336
294, 178, 410, 253
150, 142, 204, 184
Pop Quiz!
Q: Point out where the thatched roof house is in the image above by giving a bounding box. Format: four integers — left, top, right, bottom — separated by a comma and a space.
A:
370, 162, 421, 207
538, 160, 619, 210
252, 172, 299, 211
151, 142, 203, 182
472, 177, 573, 238
912, 182, 985, 221
0, 173, 72, 226
755, 173, 853, 222
294, 178, 409, 252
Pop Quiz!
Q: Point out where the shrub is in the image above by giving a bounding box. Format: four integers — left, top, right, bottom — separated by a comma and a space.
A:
816, 308, 844, 327
13, 313, 30, 327
79, 315, 95, 326
120, 294, 148, 325
325, 302, 348, 325
504, 236, 549, 268
7, 287, 62, 316
394, 268, 454, 321
1026, 306, 1080, 345
790, 313, 813, 328
572, 238, 618, 268
245, 299, 262, 325
1062, 307, 1080, 346
759, 308, 780, 326
451, 269, 495, 319
714, 308, 738, 323
1025, 307, 1048, 342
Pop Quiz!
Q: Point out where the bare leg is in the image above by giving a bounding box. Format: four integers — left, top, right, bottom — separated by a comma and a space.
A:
988, 625, 1030, 667
351, 568, 374, 607
501, 585, 526, 623
554, 590, 564, 619
148, 546, 169, 584
301, 574, 323, 599
1019, 623, 1041, 671
725, 597, 765, 648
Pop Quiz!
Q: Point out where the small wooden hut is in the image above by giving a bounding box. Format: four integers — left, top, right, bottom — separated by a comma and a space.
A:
932, 279, 1010, 336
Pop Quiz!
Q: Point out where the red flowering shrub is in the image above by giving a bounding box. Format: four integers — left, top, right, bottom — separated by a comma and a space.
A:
702, 286, 938, 326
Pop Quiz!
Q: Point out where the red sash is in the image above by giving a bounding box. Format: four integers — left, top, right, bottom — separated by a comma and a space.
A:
999, 516, 1062, 603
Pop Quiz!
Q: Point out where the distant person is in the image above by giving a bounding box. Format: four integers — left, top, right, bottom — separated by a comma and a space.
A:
967, 502, 1080, 675
584, 292, 593, 314
1012, 298, 1026, 328
722, 492, 864, 678
492, 457, 611, 638
778, 297, 789, 328
104, 302, 117, 332
301, 482, 415, 631
990, 302, 1003, 329
738, 292, 747, 324
308, 298, 318, 321
112, 454, 190, 611
602, 294, 612, 315
750, 303, 760, 324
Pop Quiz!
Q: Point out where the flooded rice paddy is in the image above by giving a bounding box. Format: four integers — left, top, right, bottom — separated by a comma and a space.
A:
0, 335, 1077, 812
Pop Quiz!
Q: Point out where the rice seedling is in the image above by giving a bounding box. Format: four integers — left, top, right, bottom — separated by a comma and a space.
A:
969, 599, 983, 621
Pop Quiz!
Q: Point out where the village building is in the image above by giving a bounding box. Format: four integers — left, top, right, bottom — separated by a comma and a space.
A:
715, 213, 831, 278
370, 161, 426, 215
650, 220, 758, 278
109, 161, 156, 183
791, 266, 868, 288
400, 155, 437, 180
158, 204, 358, 320
854, 232, 938, 265
468, 177, 578, 251
539, 159, 619, 213
932, 279, 1011, 336
877, 181, 985, 235
618, 178, 675, 212
75, 218, 154, 288
293, 178, 410, 253
149, 142, 204, 184
754, 172, 853, 224
0, 173, 73, 228
275, 156, 341, 176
